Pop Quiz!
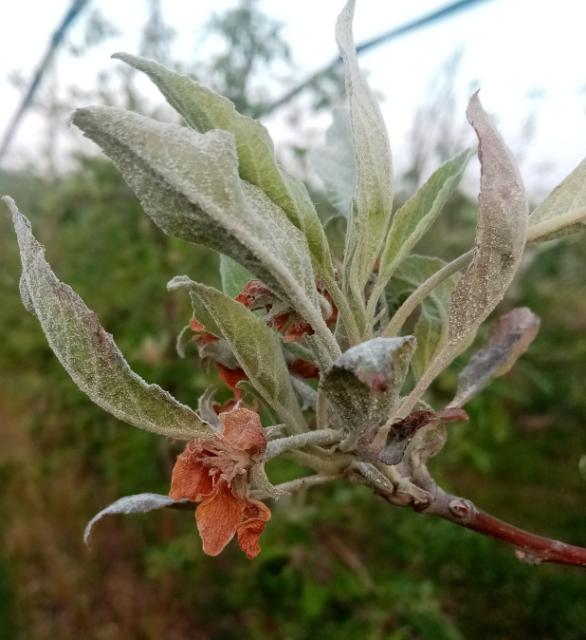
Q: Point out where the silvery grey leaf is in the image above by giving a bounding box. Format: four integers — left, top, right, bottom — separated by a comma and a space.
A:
72, 107, 331, 342
113, 53, 335, 279
394, 93, 528, 420
451, 306, 540, 407
4, 197, 209, 441
84, 493, 189, 546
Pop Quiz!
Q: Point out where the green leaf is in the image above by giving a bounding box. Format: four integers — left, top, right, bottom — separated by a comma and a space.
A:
169, 277, 306, 434
336, 0, 393, 303
395, 93, 528, 419
4, 197, 209, 441
72, 106, 335, 351
323, 215, 347, 263
529, 157, 586, 241
113, 52, 335, 278
220, 254, 252, 297
451, 306, 540, 407
372, 149, 472, 312
392, 256, 458, 379
320, 336, 415, 448
309, 108, 356, 217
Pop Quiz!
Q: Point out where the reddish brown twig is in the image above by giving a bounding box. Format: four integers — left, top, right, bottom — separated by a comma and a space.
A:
393, 466, 586, 568
427, 492, 586, 568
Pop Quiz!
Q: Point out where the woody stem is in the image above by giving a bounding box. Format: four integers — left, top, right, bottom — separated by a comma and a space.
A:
415, 472, 586, 568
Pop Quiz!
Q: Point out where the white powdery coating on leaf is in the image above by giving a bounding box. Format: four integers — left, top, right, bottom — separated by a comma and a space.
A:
321, 336, 416, 438
448, 91, 528, 348
393, 93, 528, 420
5, 197, 209, 441
71, 107, 323, 330
113, 52, 334, 276
84, 493, 185, 546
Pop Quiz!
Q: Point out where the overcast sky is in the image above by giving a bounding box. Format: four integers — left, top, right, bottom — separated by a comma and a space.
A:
1, 0, 585, 197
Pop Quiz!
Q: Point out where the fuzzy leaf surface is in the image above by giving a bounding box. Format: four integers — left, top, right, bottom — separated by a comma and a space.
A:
5, 198, 208, 441
73, 107, 327, 333
113, 53, 334, 276
169, 278, 306, 433
320, 336, 415, 444
309, 108, 356, 217
336, 0, 393, 295
395, 93, 528, 419
529, 157, 586, 240
451, 306, 540, 407
375, 149, 471, 298
84, 493, 188, 545
447, 93, 528, 350
392, 256, 458, 379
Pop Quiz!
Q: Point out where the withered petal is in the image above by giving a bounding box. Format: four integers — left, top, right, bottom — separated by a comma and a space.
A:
169, 444, 215, 502
195, 482, 246, 556
220, 408, 266, 455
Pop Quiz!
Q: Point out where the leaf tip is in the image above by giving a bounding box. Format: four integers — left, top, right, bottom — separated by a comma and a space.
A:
465, 90, 483, 125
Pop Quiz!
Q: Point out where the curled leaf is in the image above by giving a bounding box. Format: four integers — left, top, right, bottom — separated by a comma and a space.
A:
394, 92, 528, 419
451, 306, 540, 407
380, 407, 468, 466
449, 92, 528, 348
321, 336, 415, 447
84, 493, 189, 546
5, 197, 209, 441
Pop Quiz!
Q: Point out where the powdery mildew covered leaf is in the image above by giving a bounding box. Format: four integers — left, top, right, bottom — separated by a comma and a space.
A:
394, 93, 528, 419
320, 336, 415, 446
169, 277, 306, 434
5, 197, 209, 441
84, 493, 187, 545
373, 149, 472, 307
447, 93, 528, 349
113, 53, 335, 278
529, 157, 586, 241
309, 108, 356, 218
451, 306, 540, 407
336, 0, 393, 302
73, 107, 328, 338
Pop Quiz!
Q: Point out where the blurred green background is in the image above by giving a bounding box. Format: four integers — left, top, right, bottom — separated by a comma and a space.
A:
0, 2, 585, 638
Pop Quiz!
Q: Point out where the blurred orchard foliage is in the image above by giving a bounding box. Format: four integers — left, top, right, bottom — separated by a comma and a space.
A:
0, 1, 584, 638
